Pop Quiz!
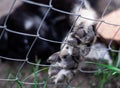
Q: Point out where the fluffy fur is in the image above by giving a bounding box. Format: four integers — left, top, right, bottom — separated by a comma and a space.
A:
0, 0, 98, 63
47, 0, 112, 83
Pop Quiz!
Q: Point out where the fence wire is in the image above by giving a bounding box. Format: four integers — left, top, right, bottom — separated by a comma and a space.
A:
0, 0, 120, 87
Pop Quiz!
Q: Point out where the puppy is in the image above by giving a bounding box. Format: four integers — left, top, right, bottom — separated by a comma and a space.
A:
0, 0, 99, 63
47, 0, 113, 83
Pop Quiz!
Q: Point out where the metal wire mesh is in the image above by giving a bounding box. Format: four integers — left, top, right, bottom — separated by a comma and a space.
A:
0, 0, 120, 87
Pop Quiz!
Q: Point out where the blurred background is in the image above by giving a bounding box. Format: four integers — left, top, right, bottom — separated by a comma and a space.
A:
0, 0, 120, 88
0, 0, 120, 17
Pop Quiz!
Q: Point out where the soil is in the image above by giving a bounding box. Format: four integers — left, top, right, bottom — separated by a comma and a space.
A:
0, 0, 120, 88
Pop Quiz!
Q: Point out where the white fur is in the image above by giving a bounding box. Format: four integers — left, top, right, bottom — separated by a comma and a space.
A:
71, 0, 97, 31
85, 43, 112, 64
60, 33, 75, 56
24, 19, 33, 30
53, 69, 73, 84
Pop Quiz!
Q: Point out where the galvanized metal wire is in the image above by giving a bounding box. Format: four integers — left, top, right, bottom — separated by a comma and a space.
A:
0, 0, 120, 87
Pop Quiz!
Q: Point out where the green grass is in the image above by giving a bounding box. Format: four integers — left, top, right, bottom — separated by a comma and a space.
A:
2, 48, 120, 88
32, 59, 48, 88
43, 78, 48, 88
7, 73, 23, 88
32, 49, 120, 88
6, 59, 49, 88
86, 61, 120, 88
115, 49, 120, 68
85, 48, 120, 88
33, 60, 41, 88
16, 80, 23, 88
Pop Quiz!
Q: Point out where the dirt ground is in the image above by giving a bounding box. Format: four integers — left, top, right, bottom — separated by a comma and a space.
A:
0, 0, 120, 88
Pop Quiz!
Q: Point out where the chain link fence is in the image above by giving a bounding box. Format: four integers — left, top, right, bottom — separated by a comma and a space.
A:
0, 0, 120, 87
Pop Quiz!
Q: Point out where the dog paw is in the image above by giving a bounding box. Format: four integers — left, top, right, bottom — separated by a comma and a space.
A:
48, 64, 62, 77
47, 52, 61, 64
50, 69, 75, 84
